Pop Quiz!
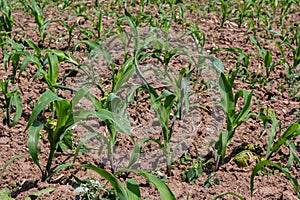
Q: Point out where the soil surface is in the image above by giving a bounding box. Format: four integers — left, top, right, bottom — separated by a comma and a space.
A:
0, 1, 299, 200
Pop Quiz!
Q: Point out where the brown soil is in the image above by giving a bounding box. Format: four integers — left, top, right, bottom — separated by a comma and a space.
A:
0, 1, 299, 200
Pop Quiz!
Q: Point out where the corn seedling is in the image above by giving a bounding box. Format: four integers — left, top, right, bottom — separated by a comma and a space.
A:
0, 0, 14, 38
54, 18, 78, 50
91, 8, 104, 39
216, 73, 252, 168
232, 0, 252, 28
7, 38, 79, 92
0, 79, 22, 127
219, 47, 250, 81
265, 117, 300, 168
249, 0, 263, 28
25, 90, 78, 181
131, 40, 185, 174
218, 0, 234, 28
73, 34, 137, 172
2, 39, 25, 82
250, 160, 300, 198
21, 0, 51, 46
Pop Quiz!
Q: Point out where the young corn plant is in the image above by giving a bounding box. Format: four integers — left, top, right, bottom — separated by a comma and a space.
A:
130, 41, 186, 174
6, 38, 79, 91
25, 90, 77, 181
263, 49, 280, 81
74, 36, 138, 172
1, 89, 82, 182
283, 25, 300, 77
271, 26, 299, 99
250, 160, 300, 198
0, 79, 22, 127
265, 117, 300, 168
232, 0, 251, 28
123, 12, 224, 173
90, 8, 104, 39
21, 0, 51, 46
135, 39, 222, 174
219, 47, 250, 81
0, 0, 14, 38
54, 18, 78, 50
216, 73, 253, 169
2, 39, 25, 83
249, 0, 263, 28
217, 0, 234, 28
250, 111, 300, 198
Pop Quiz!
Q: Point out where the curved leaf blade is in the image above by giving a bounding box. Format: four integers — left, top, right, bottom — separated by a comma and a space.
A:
25, 90, 62, 131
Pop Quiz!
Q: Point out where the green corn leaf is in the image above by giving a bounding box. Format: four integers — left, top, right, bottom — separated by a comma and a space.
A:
52, 100, 73, 146
11, 91, 22, 127
287, 141, 300, 168
18, 51, 41, 79
28, 121, 43, 171
25, 90, 63, 131
58, 129, 73, 152
117, 169, 176, 200
80, 164, 128, 200
22, 38, 41, 57
164, 93, 176, 114
233, 90, 252, 128
46, 53, 59, 89
257, 109, 269, 137
96, 109, 130, 135
206, 56, 224, 73
219, 73, 234, 116
264, 50, 272, 69
218, 131, 229, 163
25, 187, 55, 200
113, 57, 135, 92
212, 192, 245, 200
73, 109, 130, 135
266, 111, 279, 159
0, 188, 14, 200
73, 131, 99, 163
270, 122, 300, 154
126, 179, 141, 200
250, 160, 299, 197
11, 53, 20, 80
1, 155, 28, 180
127, 138, 151, 168
71, 87, 89, 110
44, 49, 79, 65
106, 93, 126, 114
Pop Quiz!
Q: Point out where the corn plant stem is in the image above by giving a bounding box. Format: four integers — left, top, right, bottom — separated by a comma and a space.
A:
107, 123, 116, 173
165, 145, 172, 175
43, 148, 55, 182
6, 98, 11, 126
